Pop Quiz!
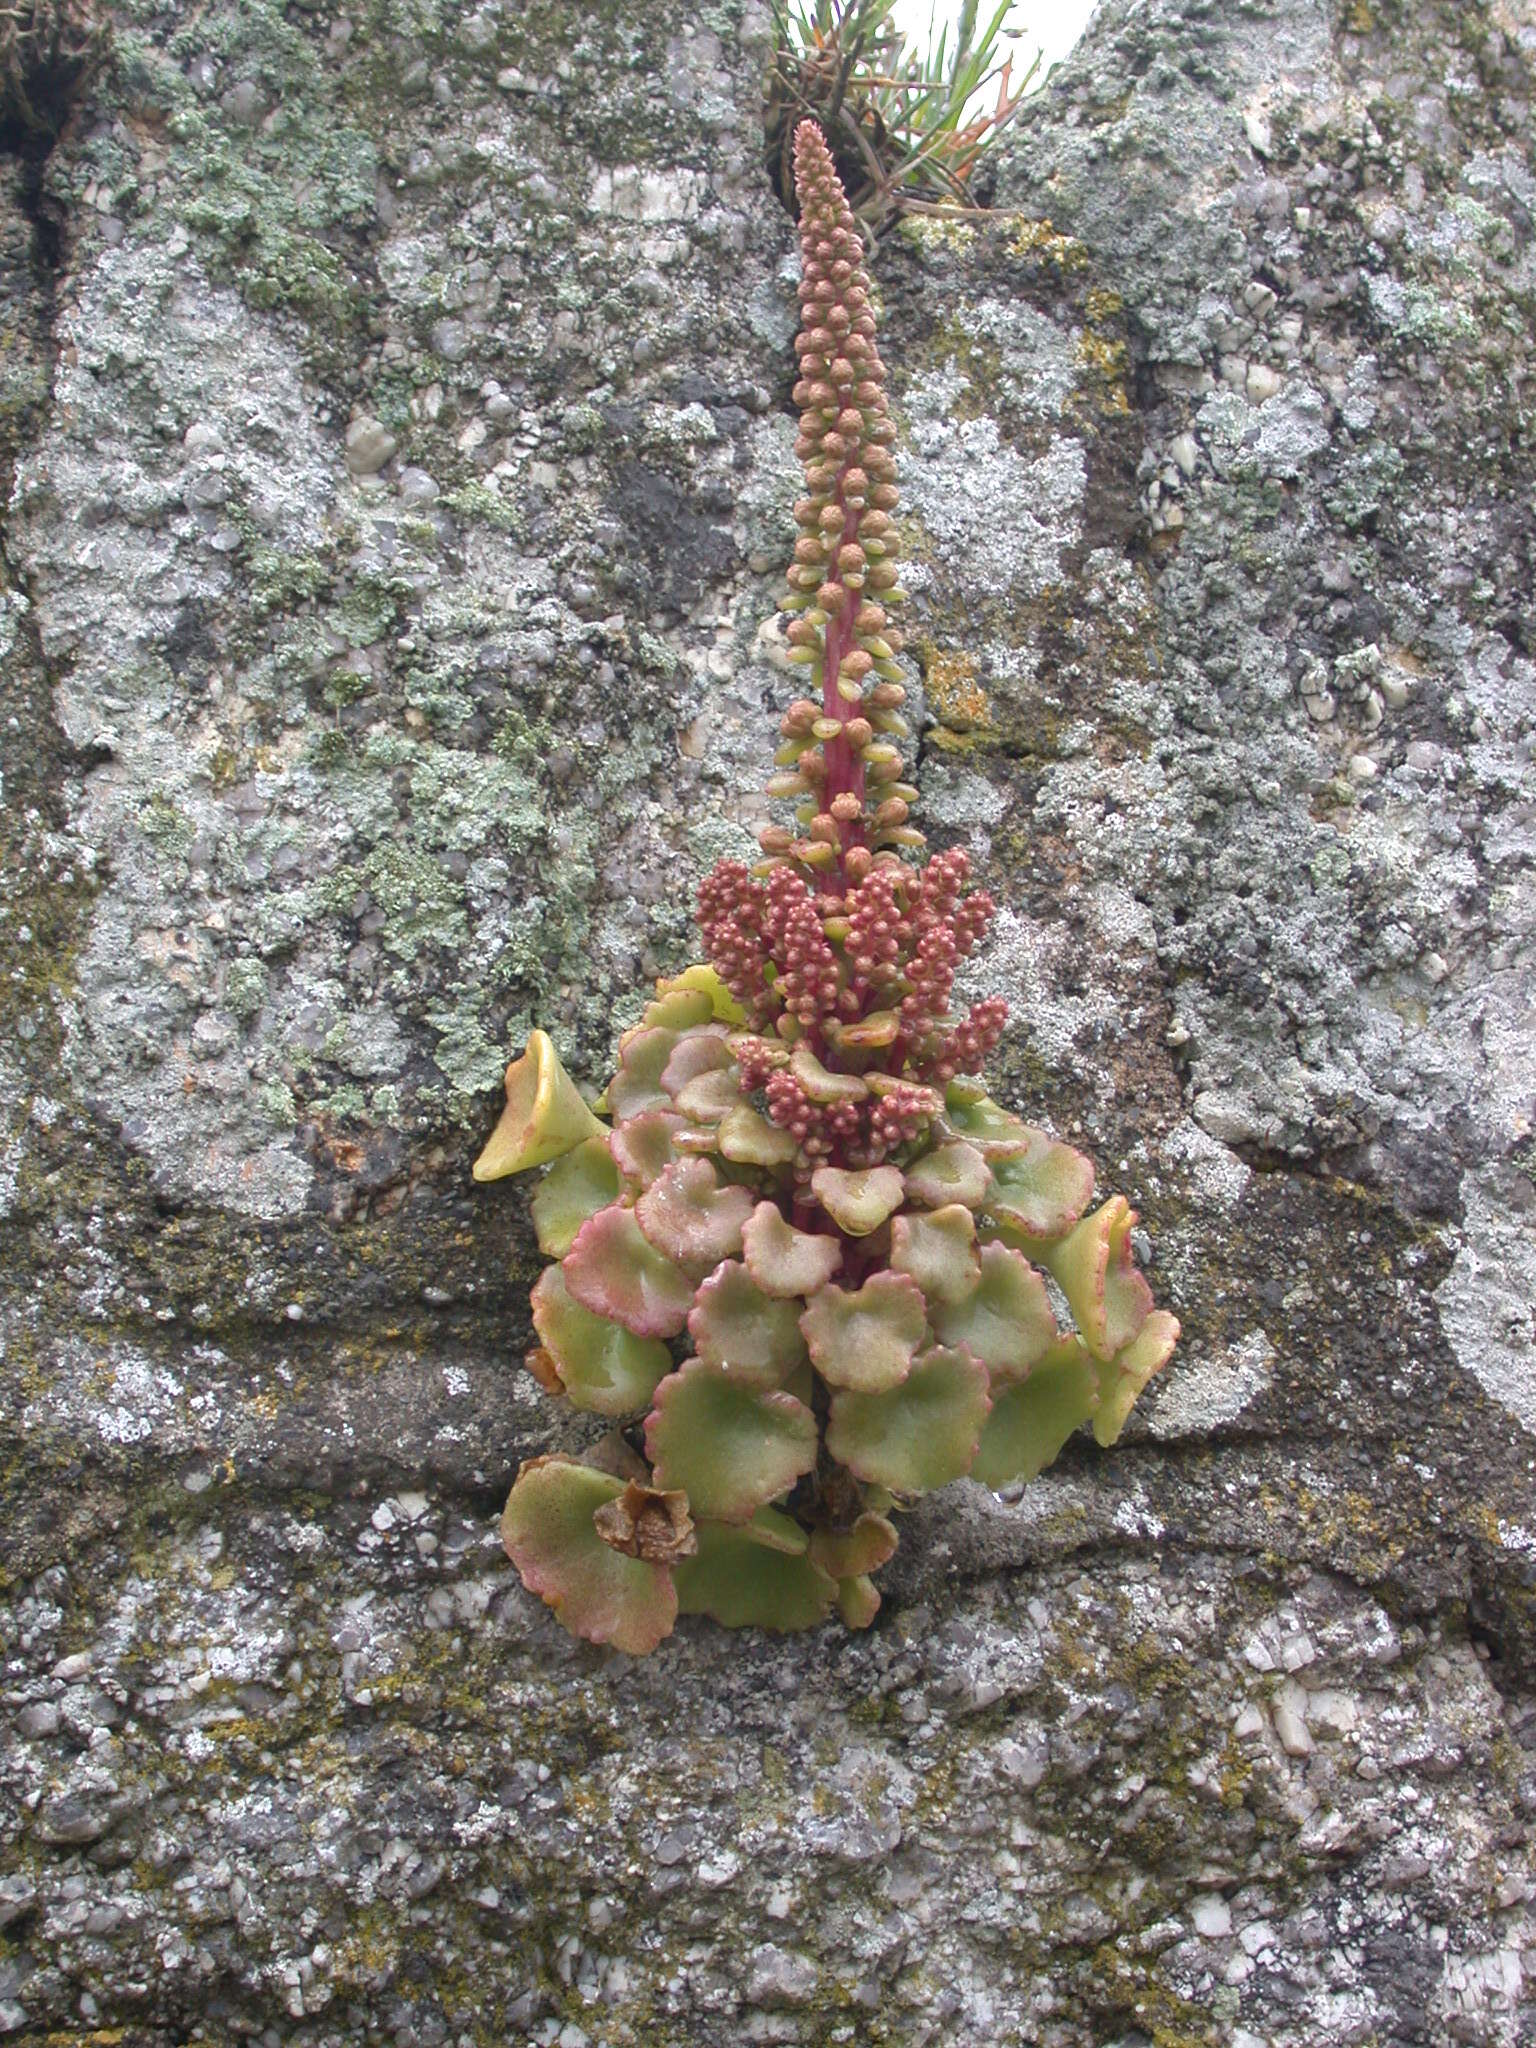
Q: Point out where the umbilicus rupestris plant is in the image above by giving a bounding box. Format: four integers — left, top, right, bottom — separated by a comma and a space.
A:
474, 122, 1179, 1653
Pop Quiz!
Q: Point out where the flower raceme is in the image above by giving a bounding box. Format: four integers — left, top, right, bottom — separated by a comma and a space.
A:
475, 122, 1179, 1654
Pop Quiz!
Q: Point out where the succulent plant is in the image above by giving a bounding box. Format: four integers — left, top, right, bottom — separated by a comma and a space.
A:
476, 122, 1179, 1651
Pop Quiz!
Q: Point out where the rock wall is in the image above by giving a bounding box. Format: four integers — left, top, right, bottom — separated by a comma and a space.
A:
1, 0, 1533, 2041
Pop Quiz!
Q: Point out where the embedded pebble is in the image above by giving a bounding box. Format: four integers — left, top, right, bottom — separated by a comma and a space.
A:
344, 417, 397, 476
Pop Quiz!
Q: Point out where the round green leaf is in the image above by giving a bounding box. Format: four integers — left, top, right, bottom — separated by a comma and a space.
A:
606, 1026, 678, 1121
826, 1344, 991, 1495
800, 1270, 927, 1393
970, 1337, 1099, 1487
608, 1109, 685, 1190
890, 1204, 980, 1305
688, 1258, 808, 1387
501, 1456, 677, 1655
986, 1127, 1095, 1245
903, 1140, 991, 1210
563, 1204, 694, 1339
810, 1165, 905, 1235
635, 1158, 754, 1277
930, 1240, 1056, 1385
942, 1087, 1033, 1158
742, 1200, 843, 1298
645, 1360, 817, 1521
530, 1265, 672, 1417
532, 1137, 622, 1258
674, 1518, 836, 1632
717, 1102, 799, 1168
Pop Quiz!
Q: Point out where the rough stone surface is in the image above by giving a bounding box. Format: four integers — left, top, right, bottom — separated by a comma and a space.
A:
1, 0, 1534, 2042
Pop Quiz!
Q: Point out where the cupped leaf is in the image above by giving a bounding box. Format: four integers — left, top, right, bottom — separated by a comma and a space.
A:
811, 1164, 905, 1235
941, 1085, 1033, 1159
1042, 1195, 1154, 1364
930, 1240, 1057, 1386
674, 1516, 836, 1632
607, 1026, 678, 1120
826, 1344, 991, 1495
645, 1360, 818, 1521
890, 1204, 980, 1305
653, 963, 747, 1026
563, 1205, 694, 1339
986, 1127, 1096, 1245
742, 1201, 843, 1297
473, 1030, 607, 1180
592, 1481, 698, 1564
970, 1336, 1099, 1487
903, 1140, 991, 1210
809, 1513, 898, 1580
531, 1265, 673, 1417
635, 1158, 754, 1277
718, 1101, 799, 1168
689, 1259, 808, 1387
501, 1456, 677, 1655
609, 1109, 686, 1190
532, 1136, 622, 1258
1094, 1309, 1180, 1446
800, 1270, 927, 1393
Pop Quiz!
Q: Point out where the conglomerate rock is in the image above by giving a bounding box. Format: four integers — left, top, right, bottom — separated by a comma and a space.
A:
0, 0, 1532, 2041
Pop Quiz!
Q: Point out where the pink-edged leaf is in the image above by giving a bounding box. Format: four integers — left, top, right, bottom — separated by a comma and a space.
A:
530, 1265, 672, 1417
930, 1240, 1057, 1386
635, 1157, 755, 1277
1042, 1195, 1154, 1363
606, 1026, 678, 1121
986, 1127, 1096, 1245
500, 1456, 677, 1655
1094, 1309, 1180, 1446
889, 1204, 980, 1305
659, 1025, 732, 1099
799, 1269, 927, 1393
672, 1066, 746, 1123
741, 1200, 842, 1298
531, 1136, 622, 1258
970, 1336, 1099, 1487
609, 1109, 686, 1190
563, 1203, 694, 1339
688, 1258, 808, 1387
810, 1164, 905, 1236
826, 1344, 991, 1495
902, 1140, 991, 1210
644, 1360, 817, 1522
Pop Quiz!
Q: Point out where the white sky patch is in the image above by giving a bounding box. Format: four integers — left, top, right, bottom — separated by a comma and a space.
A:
887, 0, 1099, 103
